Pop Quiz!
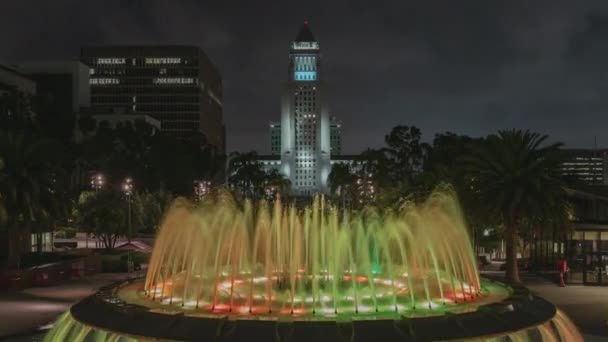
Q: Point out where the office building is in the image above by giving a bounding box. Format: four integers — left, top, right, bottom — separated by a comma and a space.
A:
0, 64, 36, 94
80, 45, 224, 153
13, 61, 91, 142
270, 121, 281, 155
330, 117, 342, 155
560, 149, 608, 185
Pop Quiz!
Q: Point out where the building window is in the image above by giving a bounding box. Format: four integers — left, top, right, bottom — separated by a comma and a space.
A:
97, 58, 125, 65
90, 78, 120, 85
145, 57, 181, 65
153, 77, 196, 85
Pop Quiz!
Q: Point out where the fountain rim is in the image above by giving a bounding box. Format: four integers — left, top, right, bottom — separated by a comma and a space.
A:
66, 277, 558, 341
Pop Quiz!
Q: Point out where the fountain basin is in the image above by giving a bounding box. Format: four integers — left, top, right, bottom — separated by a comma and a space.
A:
44, 278, 582, 341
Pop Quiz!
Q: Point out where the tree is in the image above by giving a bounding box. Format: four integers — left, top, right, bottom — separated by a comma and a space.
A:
133, 190, 174, 233
75, 190, 130, 250
0, 130, 66, 265
78, 120, 224, 195
351, 127, 429, 209
465, 130, 568, 283
264, 169, 291, 198
327, 163, 356, 207
0, 87, 37, 131
384, 126, 429, 184
421, 132, 492, 248
228, 151, 267, 197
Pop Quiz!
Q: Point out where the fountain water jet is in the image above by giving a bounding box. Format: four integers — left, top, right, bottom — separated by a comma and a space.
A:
141, 191, 481, 317
44, 189, 584, 341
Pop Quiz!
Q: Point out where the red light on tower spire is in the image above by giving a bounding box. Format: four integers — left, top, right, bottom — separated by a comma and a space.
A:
303, 20, 308, 26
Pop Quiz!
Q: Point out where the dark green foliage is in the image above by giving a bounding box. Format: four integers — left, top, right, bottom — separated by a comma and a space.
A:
0, 130, 69, 263
464, 129, 568, 283
75, 190, 129, 250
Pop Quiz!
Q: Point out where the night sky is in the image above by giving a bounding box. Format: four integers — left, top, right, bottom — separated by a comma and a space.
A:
2, 0, 608, 154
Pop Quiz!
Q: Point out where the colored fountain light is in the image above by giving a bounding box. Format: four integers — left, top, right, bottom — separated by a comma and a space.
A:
141, 191, 481, 318
44, 190, 584, 341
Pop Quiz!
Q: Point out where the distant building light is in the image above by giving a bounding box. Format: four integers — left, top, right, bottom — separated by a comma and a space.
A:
153, 77, 196, 85
90, 78, 120, 85
292, 42, 319, 50
145, 57, 181, 64
97, 58, 125, 65
294, 71, 317, 81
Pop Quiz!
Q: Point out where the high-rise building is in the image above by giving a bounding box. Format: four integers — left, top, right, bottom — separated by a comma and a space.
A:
270, 121, 281, 156
0, 64, 36, 94
330, 117, 342, 155
561, 149, 608, 185
13, 62, 91, 142
270, 116, 341, 157
80, 46, 224, 153
266, 22, 330, 195
248, 22, 354, 196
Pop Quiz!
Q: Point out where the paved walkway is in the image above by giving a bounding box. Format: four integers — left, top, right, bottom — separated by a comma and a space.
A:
522, 273, 608, 339
0, 273, 141, 340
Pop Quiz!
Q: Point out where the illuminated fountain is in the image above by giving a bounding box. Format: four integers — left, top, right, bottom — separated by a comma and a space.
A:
45, 190, 583, 341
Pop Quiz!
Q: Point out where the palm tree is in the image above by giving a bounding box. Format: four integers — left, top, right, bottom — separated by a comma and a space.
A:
0, 131, 64, 266
465, 130, 567, 283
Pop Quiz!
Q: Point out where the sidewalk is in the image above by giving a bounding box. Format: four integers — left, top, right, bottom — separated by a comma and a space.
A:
522, 274, 608, 338
0, 272, 142, 340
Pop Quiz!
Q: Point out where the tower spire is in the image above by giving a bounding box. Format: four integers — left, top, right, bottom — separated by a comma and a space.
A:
295, 20, 315, 42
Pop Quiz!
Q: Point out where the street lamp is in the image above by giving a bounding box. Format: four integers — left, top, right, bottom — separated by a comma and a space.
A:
122, 177, 134, 241
265, 185, 277, 200
123, 177, 134, 273
88, 173, 104, 248
90, 173, 104, 191
194, 180, 211, 201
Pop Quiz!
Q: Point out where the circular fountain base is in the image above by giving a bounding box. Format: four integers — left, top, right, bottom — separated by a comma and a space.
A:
45, 278, 582, 342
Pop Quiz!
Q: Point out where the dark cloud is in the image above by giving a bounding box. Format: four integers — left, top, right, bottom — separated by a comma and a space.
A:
2, 0, 608, 152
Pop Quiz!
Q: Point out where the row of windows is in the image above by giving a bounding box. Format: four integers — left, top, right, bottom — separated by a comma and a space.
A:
295, 87, 316, 95
132, 104, 200, 112
296, 96, 316, 101
87, 57, 198, 67
161, 121, 199, 130
92, 87, 201, 95
294, 72, 317, 81
294, 56, 317, 72
150, 113, 200, 121
91, 68, 199, 77
90, 77, 199, 86
92, 95, 200, 104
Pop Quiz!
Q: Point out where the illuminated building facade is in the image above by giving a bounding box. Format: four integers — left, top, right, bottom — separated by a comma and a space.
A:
281, 21, 330, 196
251, 22, 354, 196
80, 46, 224, 153
270, 116, 342, 156
260, 22, 329, 195
560, 149, 608, 185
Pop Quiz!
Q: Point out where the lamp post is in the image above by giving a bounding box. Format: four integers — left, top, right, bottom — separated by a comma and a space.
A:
90, 173, 104, 191
89, 173, 104, 248
123, 177, 134, 273
194, 180, 211, 201
122, 177, 134, 242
